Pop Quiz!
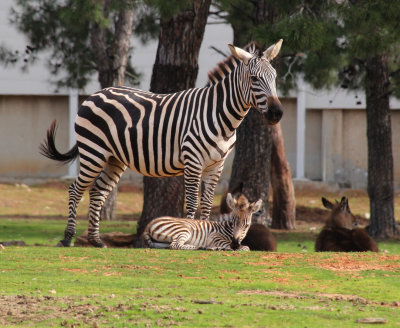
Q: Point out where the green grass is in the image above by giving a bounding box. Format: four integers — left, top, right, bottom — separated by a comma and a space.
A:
1, 218, 399, 254
1, 246, 399, 327
0, 218, 137, 246
1, 182, 399, 327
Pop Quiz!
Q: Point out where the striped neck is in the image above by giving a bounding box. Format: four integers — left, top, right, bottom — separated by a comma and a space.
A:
207, 59, 252, 133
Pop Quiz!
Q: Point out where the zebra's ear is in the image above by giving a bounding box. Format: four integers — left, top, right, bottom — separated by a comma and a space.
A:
226, 193, 236, 211
263, 39, 283, 61
228, 44, 253, 65
250, 199, 263, 213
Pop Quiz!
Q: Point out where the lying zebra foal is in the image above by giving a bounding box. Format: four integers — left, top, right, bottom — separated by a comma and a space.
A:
143, 193, 262, 251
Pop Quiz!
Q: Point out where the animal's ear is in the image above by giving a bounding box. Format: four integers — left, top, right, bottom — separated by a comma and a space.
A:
263, 39, 283, 61
250, 199, 263, 213
226, 193, 236, 211
339, 197, 348, 211
228, 44, 253, 65
321, 197, 333, 209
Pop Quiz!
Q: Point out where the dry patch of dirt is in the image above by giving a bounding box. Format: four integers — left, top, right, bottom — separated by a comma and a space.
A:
309, 253, 400, 272
245, 253, 400, 273
237, 290, 400, 308
0, 294, 120, 326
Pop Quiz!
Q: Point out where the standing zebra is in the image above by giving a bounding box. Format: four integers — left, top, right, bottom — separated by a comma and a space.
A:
40, 40, 284, 248
143, 193, 262, 250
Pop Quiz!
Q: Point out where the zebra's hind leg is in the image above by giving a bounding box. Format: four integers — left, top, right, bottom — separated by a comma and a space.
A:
58, 165, 105, 247
169, 234, 198, 250
87, 157, 127, 247
56, 181, 84, 247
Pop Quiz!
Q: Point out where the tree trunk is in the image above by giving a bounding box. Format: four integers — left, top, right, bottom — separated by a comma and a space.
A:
135, 0, 211, 244
270, 123, 296, 229
90, 0, 135, 220
229, 109, 272, 225
229, 1, 295, 228
365, 55, 397, 238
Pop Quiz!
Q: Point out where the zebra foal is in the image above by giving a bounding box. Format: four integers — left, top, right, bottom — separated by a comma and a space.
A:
40, 40, 284, 248
143, 193, 262, 251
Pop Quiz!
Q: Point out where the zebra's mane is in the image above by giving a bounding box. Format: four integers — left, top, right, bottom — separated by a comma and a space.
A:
207, 42, 263, 86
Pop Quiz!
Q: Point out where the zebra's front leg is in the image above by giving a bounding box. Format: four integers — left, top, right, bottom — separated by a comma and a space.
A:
184, 166, 202, 219
200, 166, 224, 220
205, 234, 232, 251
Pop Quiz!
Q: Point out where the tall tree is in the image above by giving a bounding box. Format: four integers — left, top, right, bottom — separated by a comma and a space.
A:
3, 0, 141, 220
338, 0, 399, 238
135, 0, 211, 243
253, 0, 399, 237
92, 0, 135, 221
216, 0, 296, 228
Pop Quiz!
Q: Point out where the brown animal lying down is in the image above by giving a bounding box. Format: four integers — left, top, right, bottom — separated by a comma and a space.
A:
242, 223, 277, 251
315, 197, 378, 252
220, 184, 277, 251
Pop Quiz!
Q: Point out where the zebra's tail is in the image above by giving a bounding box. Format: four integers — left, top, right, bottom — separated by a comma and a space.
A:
142, 226, 157, 248
39, 120, 79, 164
142, 227, 170, 249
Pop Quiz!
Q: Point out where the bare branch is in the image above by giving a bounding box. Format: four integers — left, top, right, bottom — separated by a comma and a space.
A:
209, 46, 228, 57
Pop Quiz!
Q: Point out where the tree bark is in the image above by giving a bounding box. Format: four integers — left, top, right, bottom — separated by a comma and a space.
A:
229, 109, 272, 225
365, 55, 397, 238
270, 123, 296, 229
229, 1, 295, 228
135, 0, 211, 244
90, 0, 135, 220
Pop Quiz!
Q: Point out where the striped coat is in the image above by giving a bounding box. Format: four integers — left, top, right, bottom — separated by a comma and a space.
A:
40, 40, 283, 248
143, 193, 262, 250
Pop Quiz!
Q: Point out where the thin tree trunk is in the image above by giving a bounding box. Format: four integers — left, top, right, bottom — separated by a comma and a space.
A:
90, 0, 135, 220
136, 0, 211, 244
270, 123, 296, 229
365, 55, 397, 238
229, 1, 295, 228
229, 109, 272, 225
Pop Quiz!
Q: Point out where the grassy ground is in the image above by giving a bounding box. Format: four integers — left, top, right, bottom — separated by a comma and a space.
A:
1, 247, 400, 327
0, 182, 399, 327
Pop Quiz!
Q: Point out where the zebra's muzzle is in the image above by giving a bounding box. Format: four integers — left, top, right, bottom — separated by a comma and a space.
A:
264, 97, 283, 125
230, 238, 241, 250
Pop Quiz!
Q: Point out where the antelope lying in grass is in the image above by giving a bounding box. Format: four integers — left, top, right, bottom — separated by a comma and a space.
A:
143, 193, 262, 251
315, 197, 378, 252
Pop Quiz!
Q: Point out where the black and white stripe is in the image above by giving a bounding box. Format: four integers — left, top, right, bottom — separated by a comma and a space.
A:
143, 193, 262, 250
40, 41, 283, 247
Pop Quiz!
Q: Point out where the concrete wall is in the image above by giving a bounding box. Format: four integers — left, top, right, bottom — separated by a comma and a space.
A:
0, 95, 70, 179
279, 98, 297, 175
305, 110, 322, 180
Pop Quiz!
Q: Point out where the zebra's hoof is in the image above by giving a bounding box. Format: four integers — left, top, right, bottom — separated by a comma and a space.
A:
56, 240, 71, 247
88, 239, 106, 248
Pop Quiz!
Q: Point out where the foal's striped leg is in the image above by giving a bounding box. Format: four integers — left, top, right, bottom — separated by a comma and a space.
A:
169, 232, 198, 250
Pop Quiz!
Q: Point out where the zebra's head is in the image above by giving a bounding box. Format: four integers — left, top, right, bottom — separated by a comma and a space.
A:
228, 40, 284, 125
226, 193, 263, 250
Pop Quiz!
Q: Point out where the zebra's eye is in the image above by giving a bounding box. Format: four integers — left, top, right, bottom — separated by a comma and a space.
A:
251, 76, 258, 83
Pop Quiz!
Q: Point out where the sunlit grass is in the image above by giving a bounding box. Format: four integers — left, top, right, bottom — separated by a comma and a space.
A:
0, 247, 399, 327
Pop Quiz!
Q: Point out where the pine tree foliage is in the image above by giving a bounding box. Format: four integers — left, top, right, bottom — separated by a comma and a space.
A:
0, 0, 144, 90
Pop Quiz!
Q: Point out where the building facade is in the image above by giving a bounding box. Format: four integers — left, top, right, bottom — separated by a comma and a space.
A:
1, 1, 399, 190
